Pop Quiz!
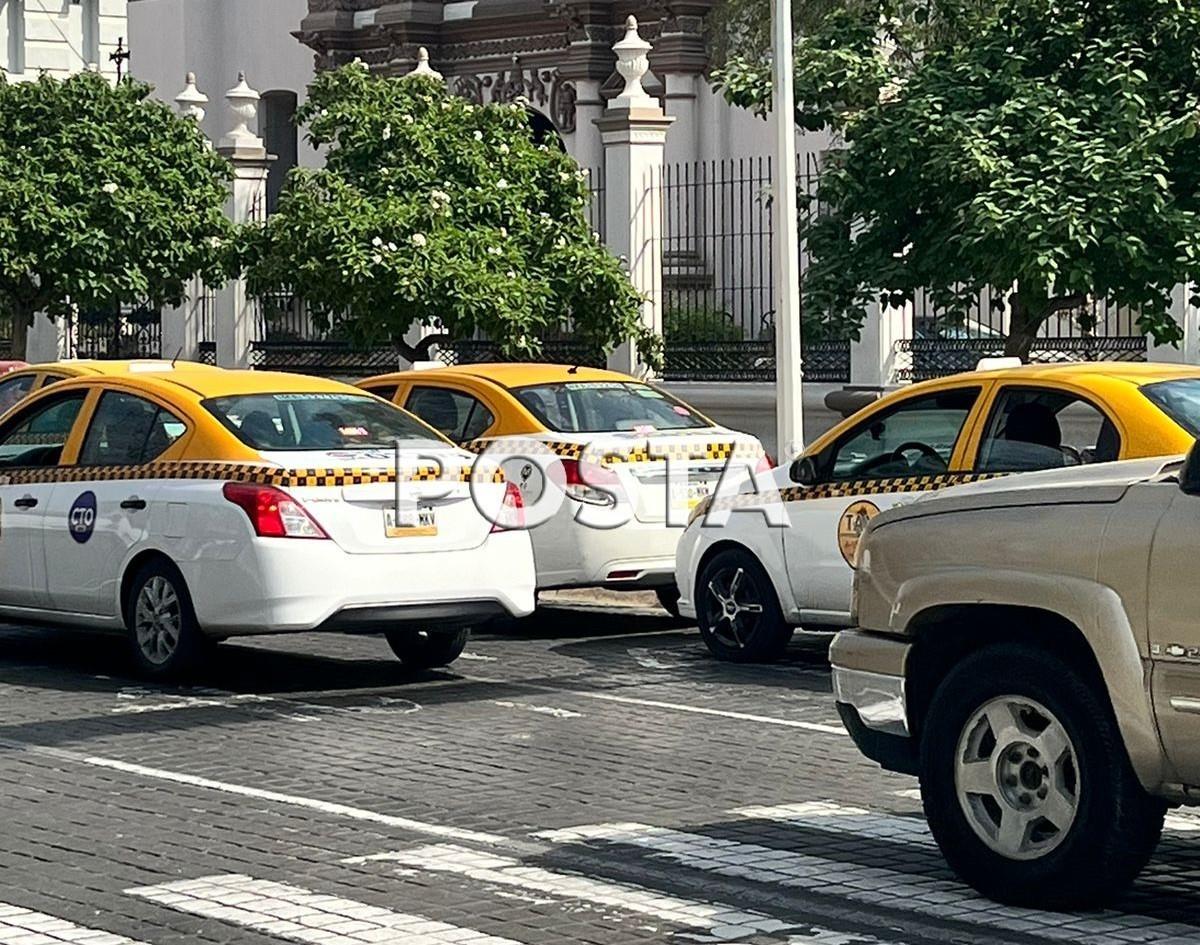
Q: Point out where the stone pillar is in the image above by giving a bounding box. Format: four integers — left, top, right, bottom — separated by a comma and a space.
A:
1149, 282, 1199, 364
661, 72, 699, 167
571, 78, 605, 174
596, 17, 674, 377
161, 73, 211, 364
215, 74, 272, 369
850, 300, 909, 388
26, 315, 66, 363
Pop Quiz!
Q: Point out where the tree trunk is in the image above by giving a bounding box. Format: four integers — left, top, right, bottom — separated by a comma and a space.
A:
1004, 286, 1047, 362
9, 304, 32, 362
391, 332, 450, 364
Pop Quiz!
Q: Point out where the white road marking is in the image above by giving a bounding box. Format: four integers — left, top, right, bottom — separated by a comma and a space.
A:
111, 691, 274, 715
0, 904, 150, 945
129, 874, 529, 945
346, 845, 896, 944
18, 744, 505, 846
729, 801, 937, 848
535, 822, 1200, 945
343, 844, 785, 936
890, 788, 922, 800
493, 700, 582, 719
462, 676, 845, 734
458, 651, 498, 662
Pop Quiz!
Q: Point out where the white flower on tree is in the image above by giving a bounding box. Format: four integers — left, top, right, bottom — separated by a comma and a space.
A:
411, 233, 428, 248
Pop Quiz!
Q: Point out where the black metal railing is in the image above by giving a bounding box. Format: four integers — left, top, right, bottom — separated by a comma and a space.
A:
73, 302, 162, 359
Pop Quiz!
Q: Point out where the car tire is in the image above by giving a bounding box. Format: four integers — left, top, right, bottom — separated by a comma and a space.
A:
919, 642, 1165, 909
124, 558, 209, 680
655, 586, 682, 618
695, 548, 792, 662
385, 627, 470, 668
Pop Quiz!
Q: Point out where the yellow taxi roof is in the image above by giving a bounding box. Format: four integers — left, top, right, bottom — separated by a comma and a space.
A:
43, 367, 365, 403
38, 359, 223, 377
366, 363, 636, 389
930, 361, 1200, 387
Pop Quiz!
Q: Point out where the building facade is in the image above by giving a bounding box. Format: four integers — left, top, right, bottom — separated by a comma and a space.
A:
1, 0, 127, 80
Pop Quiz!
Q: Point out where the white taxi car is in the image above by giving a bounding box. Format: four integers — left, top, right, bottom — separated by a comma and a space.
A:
359, 363, 767, 613
0, 364, 534, 677
677, 361, 1200, 661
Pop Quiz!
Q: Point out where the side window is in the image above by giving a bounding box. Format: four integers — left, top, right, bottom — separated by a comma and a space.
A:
0, 373, 35, 416
824, 387, 980, 481
0, 392, 87, 468
977, 388, 1120, 473
363, 384, 399, 404
79, 391, 187, 466
38, 373, 67, 388
406, 386, 495, 442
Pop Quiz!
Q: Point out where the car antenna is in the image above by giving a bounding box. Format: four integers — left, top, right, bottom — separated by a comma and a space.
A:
170, 345, 183, 368
567, 364, 579, 374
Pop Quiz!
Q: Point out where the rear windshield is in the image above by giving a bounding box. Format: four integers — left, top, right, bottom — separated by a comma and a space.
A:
512, 382, 709, 433
204, 393, 446, 451
1141, 379, 1200, 437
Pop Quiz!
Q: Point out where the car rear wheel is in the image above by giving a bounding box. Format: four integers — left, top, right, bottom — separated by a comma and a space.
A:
920, 643, 1165, 908
385, 627, 470, 668
696, 548, 792, 662
125, 559, 209, 680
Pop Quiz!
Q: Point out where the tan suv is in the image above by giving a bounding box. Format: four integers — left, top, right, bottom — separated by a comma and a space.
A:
832, 446, 1200, 908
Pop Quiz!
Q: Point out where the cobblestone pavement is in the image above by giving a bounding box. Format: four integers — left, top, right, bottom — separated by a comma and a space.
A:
2, 603, 1200, 945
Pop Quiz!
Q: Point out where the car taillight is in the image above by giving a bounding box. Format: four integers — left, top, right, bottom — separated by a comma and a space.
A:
756, 453, 775, 474
558, 457, 620, 507
222, 482, 328, 539
491, 481, 525, 532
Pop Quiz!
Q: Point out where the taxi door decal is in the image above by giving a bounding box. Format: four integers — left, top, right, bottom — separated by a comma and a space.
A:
837, 500, 881, 565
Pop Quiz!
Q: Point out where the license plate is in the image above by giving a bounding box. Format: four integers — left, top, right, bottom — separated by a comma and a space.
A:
670, 480, 713, 510
384, 505, 437, 537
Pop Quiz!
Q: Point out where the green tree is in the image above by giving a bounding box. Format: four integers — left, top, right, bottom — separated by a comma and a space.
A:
711, 0, 1200, 357
0, 71, 233, 358
244, 63, 654, 368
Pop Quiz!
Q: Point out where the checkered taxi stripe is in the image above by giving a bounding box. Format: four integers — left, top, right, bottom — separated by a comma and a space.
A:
464, 437, 765, 465
0, 460, 505, 488
714, 471, 1003, 509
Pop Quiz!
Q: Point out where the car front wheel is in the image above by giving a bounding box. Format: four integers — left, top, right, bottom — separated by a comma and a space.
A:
385, 627, 470, 668
919, 643, 1165, 908
125, 559, 209, 680
696, 548, 792, 662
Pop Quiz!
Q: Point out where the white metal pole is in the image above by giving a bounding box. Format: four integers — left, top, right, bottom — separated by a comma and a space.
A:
772, 0, 805, 459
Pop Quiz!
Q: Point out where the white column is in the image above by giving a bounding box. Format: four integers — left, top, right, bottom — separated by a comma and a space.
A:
1148, 283, 1198, 364
596, 17, 674, 378
26, 315, 65, 362
162, 73, 211, 363
850, 300, 908, 387
571, 78, 605, 175
772, 0, 804, 456
215, 73, 271, 369
662, 73, 698, 166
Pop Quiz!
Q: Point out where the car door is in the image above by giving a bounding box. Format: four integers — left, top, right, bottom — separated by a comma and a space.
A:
0, 389, 90, 609
1145, 479, 1200, 785
404, 384, 498, 444
971, 383, 1123, 474
42, 388, 189, 616
783, 384, 986, 623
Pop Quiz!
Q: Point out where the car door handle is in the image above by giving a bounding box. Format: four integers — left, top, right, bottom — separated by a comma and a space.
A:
13, 495, 37, 509
120, 497, 147, 511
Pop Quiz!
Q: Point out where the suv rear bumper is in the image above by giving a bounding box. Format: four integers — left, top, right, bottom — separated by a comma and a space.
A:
831, 628, 916, 774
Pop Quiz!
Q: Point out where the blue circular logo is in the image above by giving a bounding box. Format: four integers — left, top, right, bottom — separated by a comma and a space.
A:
68, 491, 97, 544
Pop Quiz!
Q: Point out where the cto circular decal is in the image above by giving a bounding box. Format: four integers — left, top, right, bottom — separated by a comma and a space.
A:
68, 491, 97, 544
837, 499, 880, 566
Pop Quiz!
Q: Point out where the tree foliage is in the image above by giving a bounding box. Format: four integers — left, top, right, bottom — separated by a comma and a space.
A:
244, 64, 653, 367
711, 0, 1200, 356
0, 71, 233, 357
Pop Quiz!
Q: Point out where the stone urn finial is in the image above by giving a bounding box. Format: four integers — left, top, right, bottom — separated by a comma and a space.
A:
611, 15, 653, 109
410, 47, 443, 80
175, 71, 208, 123
220, 71, 264, 153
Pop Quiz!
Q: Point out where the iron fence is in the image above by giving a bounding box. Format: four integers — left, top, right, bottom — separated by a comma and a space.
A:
896, 288, 1148, 380
72, 302, 162, 359
657, 154, 851, 382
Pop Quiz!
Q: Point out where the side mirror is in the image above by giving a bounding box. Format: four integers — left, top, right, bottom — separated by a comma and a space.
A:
1179, 440, 1200, 495
790, 456, 819, 486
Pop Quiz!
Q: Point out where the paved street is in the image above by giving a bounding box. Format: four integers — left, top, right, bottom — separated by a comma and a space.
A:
1, 603, 1199, 945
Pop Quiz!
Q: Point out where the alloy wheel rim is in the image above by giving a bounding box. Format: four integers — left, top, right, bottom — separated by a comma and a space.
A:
955, 695, 1080, 860
134, 575, 182, 665
704, 565, 764, 649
